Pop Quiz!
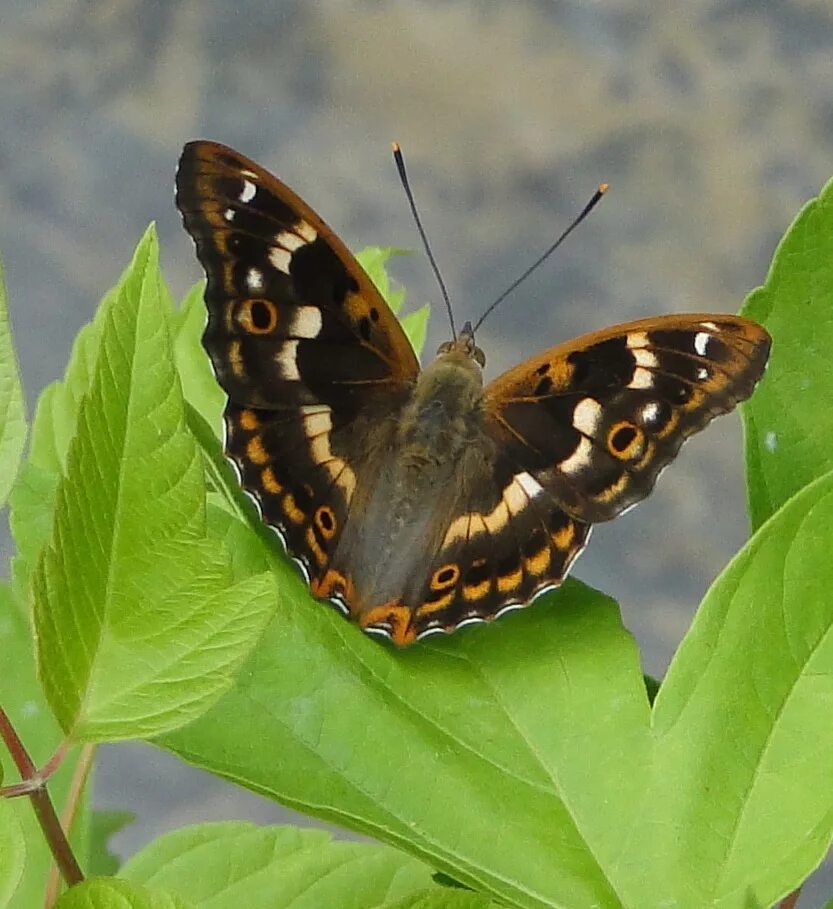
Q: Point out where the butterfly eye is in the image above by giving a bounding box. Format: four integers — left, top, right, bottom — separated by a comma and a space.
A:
437, 341, 454, 355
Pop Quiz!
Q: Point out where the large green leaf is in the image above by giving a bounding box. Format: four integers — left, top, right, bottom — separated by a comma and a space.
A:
158, 457, 833, 908
160, 580, 649, 909
31, 227, 276, 742
0, 257, 26, 509
742, 176, 833, 529
0, 581, 89, 909
54, 879, 191, 909
627, 467, 833, 907
122, 822, 441, 908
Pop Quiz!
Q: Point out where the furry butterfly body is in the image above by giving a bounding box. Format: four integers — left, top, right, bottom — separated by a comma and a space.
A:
176, 141, 771, 646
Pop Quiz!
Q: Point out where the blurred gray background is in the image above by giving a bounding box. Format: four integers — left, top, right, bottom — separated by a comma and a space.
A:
1, 0, 831, 903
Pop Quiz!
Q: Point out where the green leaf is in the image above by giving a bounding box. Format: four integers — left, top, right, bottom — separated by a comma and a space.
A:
636, 467, 833, 908
159, 581, 649, 909
357, 246, 411, 314
28, 289, 111, 477
88, 810, 135, 876
401, 303, 431, 357
54, 879, 191, 909
0, 800, 25, 909
0, 257, 27, 509
7, 462, 59, 599
0, 581, 90, 909
122, 822, 439, 908
742, 175, 833, 528
158, 456, 833, 909
173, 283, 224, 432
32, 226, 277, 742
387, 892, 495, 909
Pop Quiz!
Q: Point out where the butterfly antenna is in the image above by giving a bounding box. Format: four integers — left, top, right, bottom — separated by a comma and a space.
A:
472, 182, 609, 333
393, 142, 456, 340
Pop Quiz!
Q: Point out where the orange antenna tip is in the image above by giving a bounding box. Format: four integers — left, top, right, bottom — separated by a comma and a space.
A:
391, 141, 401, 153
598, 182, 609, 194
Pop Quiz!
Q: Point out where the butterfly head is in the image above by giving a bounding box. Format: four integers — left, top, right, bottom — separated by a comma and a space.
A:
436, 320, 486, 369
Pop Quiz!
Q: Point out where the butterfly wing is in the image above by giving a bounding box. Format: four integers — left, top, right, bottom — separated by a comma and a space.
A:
483, 314, 771, 523
176, 141, 418, 585
368, 314, 770, 644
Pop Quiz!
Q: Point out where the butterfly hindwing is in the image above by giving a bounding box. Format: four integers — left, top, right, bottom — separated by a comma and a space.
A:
354, 446, 592, 644
484, 314, 771, 523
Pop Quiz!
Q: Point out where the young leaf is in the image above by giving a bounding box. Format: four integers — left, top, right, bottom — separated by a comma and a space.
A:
401, 303, 431, 357
0, 800, 25, 909
0, 258, 27, 508
54, 879, 191, 909
357, 246, 411, 314
159, 581, 650, 909
742, 175, 833, 529
32, 226, 277, 742
121, 822, 438, 908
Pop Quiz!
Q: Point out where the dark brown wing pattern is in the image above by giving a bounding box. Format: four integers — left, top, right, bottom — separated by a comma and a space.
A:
362, 315, 770, 645
485, 314, 771, 523
176, 141, 417, 589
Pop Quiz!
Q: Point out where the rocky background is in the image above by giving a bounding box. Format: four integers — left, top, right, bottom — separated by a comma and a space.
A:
1, 0, 831, 902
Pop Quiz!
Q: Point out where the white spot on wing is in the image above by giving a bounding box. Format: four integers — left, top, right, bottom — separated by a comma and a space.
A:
276, 230, 306, 252
239, 179, 257, 203
296, 221, 318, 242
303, 407, 332, 440
292, 306, 323, 339
275, 340, 300, 380
516, 471, 545, 499
247, 267, 264, 291
629, 367, 654, 390
269, 247, 291, 273
641, 401, 661, 425
560, 436, 593, 475
224, 208, 235, 222
633, 348, 658, 369
572, 397, 603, 436
694, 332, 711, 356
700, 321, 719, 331
627, 331, 650, 349
697, 366, 709, 380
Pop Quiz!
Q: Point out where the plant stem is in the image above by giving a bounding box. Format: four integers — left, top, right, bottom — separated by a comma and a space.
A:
44, 743, 95, 909
779, 888, 801, 909
0, 705, 84, 889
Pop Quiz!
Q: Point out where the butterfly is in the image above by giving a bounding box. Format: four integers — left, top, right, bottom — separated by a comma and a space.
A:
175, 140, 771, 646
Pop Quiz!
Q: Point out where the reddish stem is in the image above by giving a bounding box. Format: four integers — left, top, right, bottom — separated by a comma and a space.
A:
779, 888, 801, 909
0, 706, 83, 889
44, 743, 95, 909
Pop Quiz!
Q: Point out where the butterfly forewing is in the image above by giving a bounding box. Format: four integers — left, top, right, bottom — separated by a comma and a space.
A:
484, 314, 771, 523
176, 141, 417, 592
175, 140, 418, 412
